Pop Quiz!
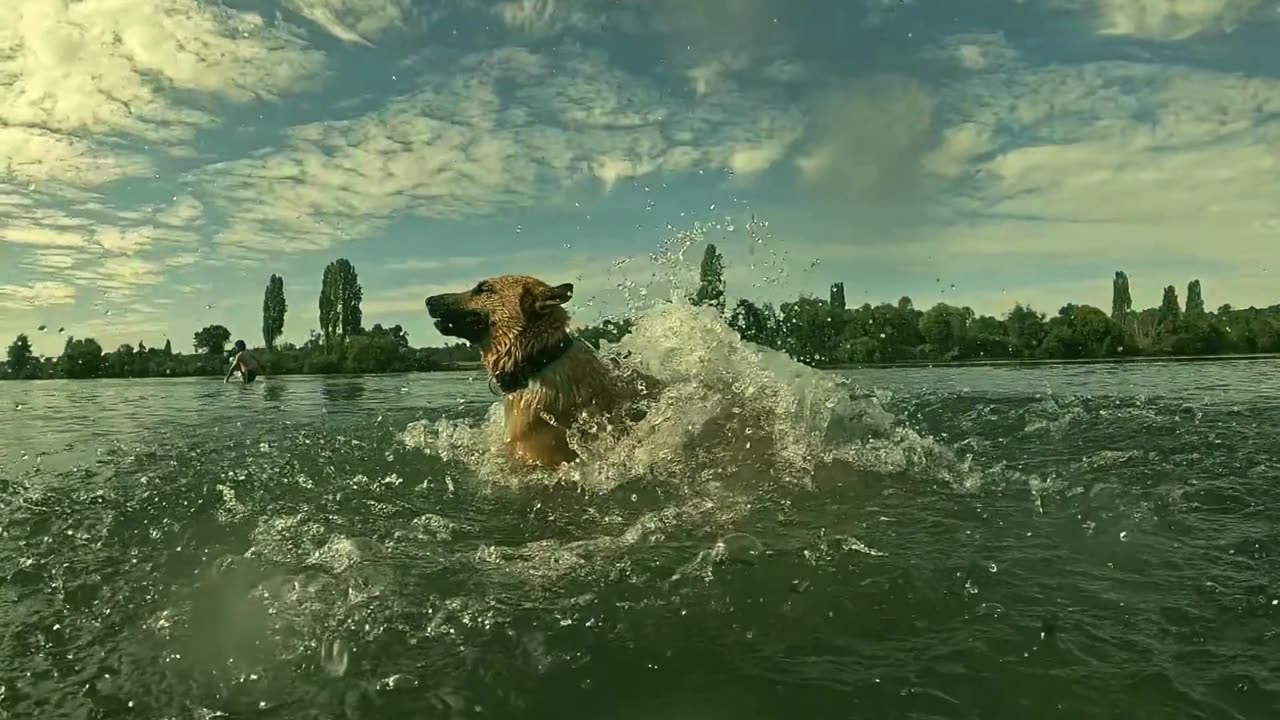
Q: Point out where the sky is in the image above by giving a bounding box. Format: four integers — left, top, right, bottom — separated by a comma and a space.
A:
1, 0, 1278, 356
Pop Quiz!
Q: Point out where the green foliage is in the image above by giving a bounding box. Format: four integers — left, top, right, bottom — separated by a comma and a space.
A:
60, 337, 105, 379
1159, 285, 1181, 329
193, 324, 231, 355
729, 298, 781, 347
4, 263, 1278, 383
576, 273, 1279, 368
6, 333, 33, 378
829, 282, 846, 312
2, 333, 479, 381
262, 274, 287, 350
1186, 279, 1205, 315
320, 259, 363, 347
1111, 271, 1132, 320
689, 243, 725, 313
576, 318, 636, 349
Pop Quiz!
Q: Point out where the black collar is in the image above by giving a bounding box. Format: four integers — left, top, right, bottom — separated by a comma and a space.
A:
490, 334, 576, 394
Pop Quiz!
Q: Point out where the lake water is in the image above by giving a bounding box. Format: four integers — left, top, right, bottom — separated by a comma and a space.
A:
2, 311, 1278, 719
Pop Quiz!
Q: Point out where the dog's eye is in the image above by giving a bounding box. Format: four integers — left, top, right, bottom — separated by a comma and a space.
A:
473, 282, 490, 294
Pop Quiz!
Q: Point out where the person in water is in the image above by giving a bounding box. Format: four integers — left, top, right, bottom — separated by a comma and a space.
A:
224, 340, 261, 384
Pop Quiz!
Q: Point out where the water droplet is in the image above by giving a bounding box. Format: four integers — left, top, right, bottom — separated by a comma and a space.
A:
713, 533, 764, 566
1119, 531, 1129, 541
515, 224, 522, 233
709, 203, 716, 210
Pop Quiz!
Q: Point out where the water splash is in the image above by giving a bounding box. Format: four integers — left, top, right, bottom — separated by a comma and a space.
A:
400, 216, 973, 503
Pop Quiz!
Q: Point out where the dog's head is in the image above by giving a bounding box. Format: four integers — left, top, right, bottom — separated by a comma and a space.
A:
425, 275, 574, 347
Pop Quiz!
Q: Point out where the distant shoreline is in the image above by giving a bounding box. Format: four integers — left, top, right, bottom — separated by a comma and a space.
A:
827, 353, 1280, 370
5, 355, 1280, 383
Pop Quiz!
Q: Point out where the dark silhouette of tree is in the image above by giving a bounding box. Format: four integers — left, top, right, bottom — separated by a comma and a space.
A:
577, 319, 636, 349
4, 263, 1279, 383
690, 243, 725, 313
262, 274, 287, 350
829, 282, 846, 312
193, 325, 232, 355
729, 298, 779, 347
1159, 285, 1181, 329
1006, 304, 1047, 356
320, 259, 363, 346
1111, 271, 1132, 320
919, 304, 973, 357
6, 334, 34, 378
778, 296, 839, 364
60, 337, 104, 379
1186, 279, 1205, 315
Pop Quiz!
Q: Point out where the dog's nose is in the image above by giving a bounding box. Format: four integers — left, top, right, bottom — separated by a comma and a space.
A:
425, 294, 451, 315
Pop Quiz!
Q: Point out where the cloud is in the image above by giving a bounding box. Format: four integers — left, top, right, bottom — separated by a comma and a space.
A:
933, 32, 1023, 73
1085, 0, 1265, 40
195, 45, 805, 255
1, 223, 87, 248
384, 256, 491, 272
3, 190, 203, 306
283, 0, 415, 45
795, 74, 937, 214
0, 280, 76, 310
0, 0, 325, 140
0, 126, 151, 186
492, 0, 611, 35
891, 54, 1280, 298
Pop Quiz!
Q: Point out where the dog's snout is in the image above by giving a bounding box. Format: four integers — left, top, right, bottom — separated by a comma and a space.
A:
425, 294, 445, 312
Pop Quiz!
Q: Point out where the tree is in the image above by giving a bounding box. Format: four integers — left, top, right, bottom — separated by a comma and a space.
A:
368, 323, 410, 350
729, 298, 780, 347
1111, 271, 1132, 320
193, 325, 232, 355
163, 339, 172, 355
60, 337, 104, 379
778, 296, 839, 364
1186, 279, 1205, 315
1158, 285, 1181, 329
689, 243, 725, 313
1039, 305, 1123, 359
320, 259, 363, 346
6, 334, 33, 378
829, 282, 846, 312
262, 274, 288, 350
1005, 304, 1047, 357
918, 303, 973, 357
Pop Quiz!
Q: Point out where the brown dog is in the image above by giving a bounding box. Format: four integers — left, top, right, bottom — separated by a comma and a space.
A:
425, 275, 658, 468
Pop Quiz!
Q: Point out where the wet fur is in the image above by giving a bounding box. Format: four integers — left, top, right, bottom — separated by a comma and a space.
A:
426, 275, 659, 468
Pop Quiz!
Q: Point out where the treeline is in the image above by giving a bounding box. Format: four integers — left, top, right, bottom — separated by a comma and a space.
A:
585, 247, 1280, 366
4, 250, 1278, 381
0, 331, 480, 381
2, 258, 480, 380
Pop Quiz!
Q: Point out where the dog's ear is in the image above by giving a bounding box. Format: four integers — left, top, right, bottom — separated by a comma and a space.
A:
534, 283, 574, 312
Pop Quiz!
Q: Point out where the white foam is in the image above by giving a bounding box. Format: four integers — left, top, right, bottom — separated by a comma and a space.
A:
399, 219, 975, 507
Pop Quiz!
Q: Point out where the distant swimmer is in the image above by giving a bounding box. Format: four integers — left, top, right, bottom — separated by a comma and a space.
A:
224, 339, 261, 384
